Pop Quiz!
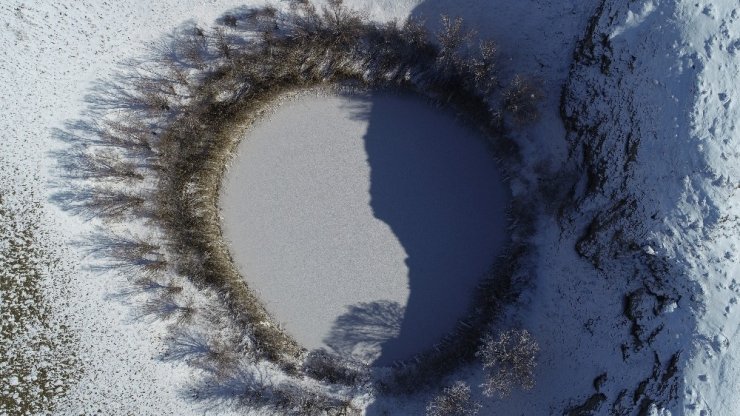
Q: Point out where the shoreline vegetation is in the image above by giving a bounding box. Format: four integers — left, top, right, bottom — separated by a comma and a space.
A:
54, 0, 542, 413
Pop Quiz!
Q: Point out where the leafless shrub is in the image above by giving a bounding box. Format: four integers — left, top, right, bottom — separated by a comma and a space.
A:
187, 362, 271, 408
186, 33, 207, 66
222, 14, 237, 27
189, 362, 357, 415
138, 86, 173, 112
94, 254, 167, 278
401, 17, 429, 49
503, 75, 544, 125
207, 340, 242, 372
426, 381, 481, 416
152, 46, 198, 91
321, 0, 363, 45
100, 233, 156, 257
287, 0, 322, 38
476, 329, 539, 397
466, 40, 498, 95
436, 15, 472, 69
216, 7, 278, 34
163, 318, 250, 376
246, 5, 278, 26
212, 27, 233, 60
272, 382, 356, 416
303, 349, 368, 385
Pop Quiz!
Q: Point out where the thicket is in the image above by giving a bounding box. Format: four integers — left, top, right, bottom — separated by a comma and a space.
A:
55, 0, 542, 412
425, 381, 481, 416
476, 329, 539, 398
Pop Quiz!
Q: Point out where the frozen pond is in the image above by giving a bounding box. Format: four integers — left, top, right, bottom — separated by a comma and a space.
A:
220, 91, 509, 366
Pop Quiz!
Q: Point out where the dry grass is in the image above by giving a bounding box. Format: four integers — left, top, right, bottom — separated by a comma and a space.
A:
0, 196, 79, 415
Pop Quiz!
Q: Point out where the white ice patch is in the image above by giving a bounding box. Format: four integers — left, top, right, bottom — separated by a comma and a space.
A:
610, 0, 658, 40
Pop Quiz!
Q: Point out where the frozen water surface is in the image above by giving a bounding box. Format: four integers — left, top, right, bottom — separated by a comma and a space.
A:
220, 91, 509, 365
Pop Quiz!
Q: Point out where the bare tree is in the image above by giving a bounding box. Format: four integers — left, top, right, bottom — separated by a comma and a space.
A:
322, 0, 363, 43
426, 381, 481, 416
503, 75, 543, 125
476, 329, 539, 397
467, 40, 498, 95
436, 15, 473, 72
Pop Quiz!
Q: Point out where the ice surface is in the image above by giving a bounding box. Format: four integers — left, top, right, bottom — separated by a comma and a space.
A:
220, 91, 509, 365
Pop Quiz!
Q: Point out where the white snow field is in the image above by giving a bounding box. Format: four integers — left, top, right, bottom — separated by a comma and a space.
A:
1, 0, 740, 415
220, 91, 508, 366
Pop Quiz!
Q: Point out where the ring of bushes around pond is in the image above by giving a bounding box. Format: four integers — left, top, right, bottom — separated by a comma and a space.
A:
64, 1, 540, 413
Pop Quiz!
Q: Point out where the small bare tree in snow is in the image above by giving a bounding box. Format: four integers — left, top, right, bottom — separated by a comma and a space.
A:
476, 329, 539, 398
436, 15, 472, 74
503, 75, 543, 124
426, 381, 481, 416
467, 40, 497, 95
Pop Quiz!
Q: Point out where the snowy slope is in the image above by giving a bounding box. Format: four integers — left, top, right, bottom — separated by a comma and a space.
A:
561, 0, 740, 414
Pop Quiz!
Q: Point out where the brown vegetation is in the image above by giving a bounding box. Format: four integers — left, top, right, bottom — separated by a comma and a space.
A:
426, 381, 481, 416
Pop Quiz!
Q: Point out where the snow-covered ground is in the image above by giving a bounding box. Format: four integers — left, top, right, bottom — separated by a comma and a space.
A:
2, 0, 739, 414
560, 1, 740, 414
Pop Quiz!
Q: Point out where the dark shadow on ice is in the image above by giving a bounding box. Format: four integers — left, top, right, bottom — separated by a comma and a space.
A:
324, 300, 405, 364
327, 91, 509, 367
